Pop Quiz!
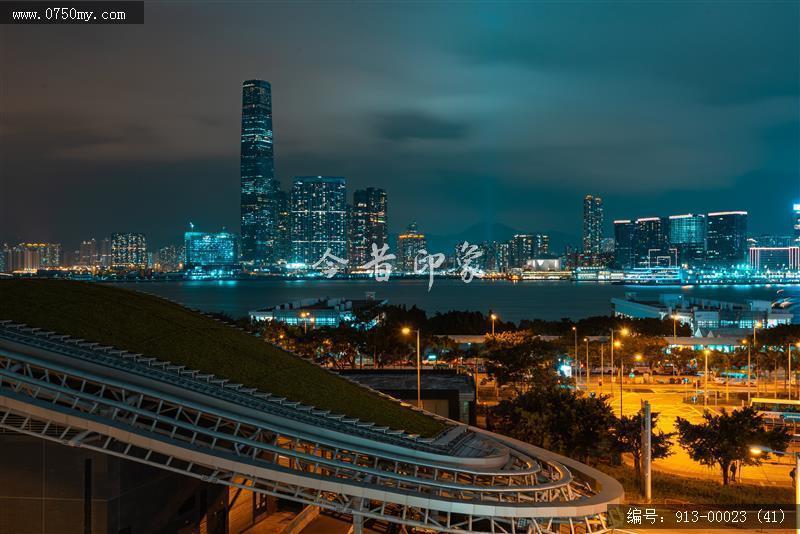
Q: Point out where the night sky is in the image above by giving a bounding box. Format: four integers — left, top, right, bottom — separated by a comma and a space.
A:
1, 1, 798, 250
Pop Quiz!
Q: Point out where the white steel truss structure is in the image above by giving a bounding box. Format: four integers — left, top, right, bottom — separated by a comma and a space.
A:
0, 321, 623, 534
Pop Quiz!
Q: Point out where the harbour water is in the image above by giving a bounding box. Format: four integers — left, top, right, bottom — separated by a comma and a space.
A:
108, 279, 798, 323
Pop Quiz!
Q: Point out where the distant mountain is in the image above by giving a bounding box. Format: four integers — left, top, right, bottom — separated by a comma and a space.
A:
390, 222, 579, 255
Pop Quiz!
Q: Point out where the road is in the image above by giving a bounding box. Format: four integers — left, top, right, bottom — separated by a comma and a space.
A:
580, 379, 797, 487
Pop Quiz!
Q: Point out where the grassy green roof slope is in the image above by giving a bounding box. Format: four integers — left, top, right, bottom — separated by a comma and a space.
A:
0, 279, 444, 437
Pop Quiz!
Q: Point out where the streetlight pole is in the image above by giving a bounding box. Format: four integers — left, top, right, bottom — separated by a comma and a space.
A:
584, 337, 589, 392
599, 343, 604, 393
749, 446, 800, 533
743, 339, 752, 403
490, 313, 497, 336
671, 314, 678, 342
703, 349, 709, 407
402, 327, 422, 408
572, 326, 578, 390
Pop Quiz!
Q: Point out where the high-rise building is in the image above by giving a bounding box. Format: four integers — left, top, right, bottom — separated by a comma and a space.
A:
706, 211, 748, 266
509, 233, 549, 268
668, 214, 706, 267
582, 195, 604, 266
111, 233, 147, 269
396, 222, 427, 272
156, 244, 183, 272
794, 203, 800, 245
184, 229, 239, 270
240, 79, 281, 267
79, 239, 97, 266
349, 188, 388, 267
634, 217, 673, 267
274, 189, 291, 264
290, 176, 347, 266
7, 243, 61, 271
98, 237, 112, 268
613, 220, 635, 269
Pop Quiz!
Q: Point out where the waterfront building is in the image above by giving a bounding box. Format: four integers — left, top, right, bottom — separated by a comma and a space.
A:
274, 189, 291, 265
0, 245, 5, 273
349, 188, 388, 267
634, 217, 674, 267
156, 244, 183, 272
111, 233, 147, 269
184, 229, 239, 271
98, 237, 112, 268
249, 296, 387, 329
582, 194, 603, 266
289, 176, 347, 266
509, 233, 548, 268
240, 79, 281, 267
484, 240, 510, 273
5, 243, 62, 271
78, 239, 97, 266
396, 222, 426, 272
794, 203, 800, 245
706, 211, 748, 266
613, 292, 794, 335
749, 246, 800, 271
668, 213, 706, 267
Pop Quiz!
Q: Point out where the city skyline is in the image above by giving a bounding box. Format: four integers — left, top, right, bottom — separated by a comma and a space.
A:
2, 3, 799, 248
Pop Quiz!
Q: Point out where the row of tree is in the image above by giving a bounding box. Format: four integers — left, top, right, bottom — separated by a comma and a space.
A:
490, 386, 788, 485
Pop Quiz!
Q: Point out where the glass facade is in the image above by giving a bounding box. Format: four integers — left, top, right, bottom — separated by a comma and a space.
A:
582, 194, 603, 266
706, 211, 748, 266
613, 220, 635, 269
184, 231, 239, 269
668, 213, 706, 267
396, 222, 427, 272
290, 176, 347, 265
349, 188, 388, 266
240, 79, 281, 267
634, 217, 673, 267
794, 203, 800, 245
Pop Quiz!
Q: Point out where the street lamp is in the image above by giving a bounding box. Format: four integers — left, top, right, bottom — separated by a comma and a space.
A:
490, 313, 498, 336
703, 349, 710, 406
300, 311, 312, 334
670, 314, 679, 341
750, 445, 800, 523
742, 339, 752, 403
402, 326, 422, 408
584, 337, 590, 391
610, 327, 629, 387
789, 342, 800, 400
572, 326, 578, 389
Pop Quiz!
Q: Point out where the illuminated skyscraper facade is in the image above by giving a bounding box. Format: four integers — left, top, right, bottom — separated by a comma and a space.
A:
613, 220, 635, 269
240, 79, 280, 267
668, 213, 706, 267
582, 195, 603, 266
111, 233, 147, 269
706, 211, 748, 266
349, 188, 388, 266
396, 222, 427, 272
509, 234, 549, 268
184, 230, 239, 269
634, 217, 673, 267
290, 176, 347, 265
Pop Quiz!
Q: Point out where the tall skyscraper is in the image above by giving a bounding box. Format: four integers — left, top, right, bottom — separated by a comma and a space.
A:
668, 214, 706, 267
290, 176, 347, 266
794, 203, 800, 245
582, 195, 603, 266
240, 79, 280, 267
634, 217, 673, 267
349, 188, 388, 266
111, 233, 147, 269
274, 189, 291, 264
509, 233, 549, 268
706, 211, 748, 266
613, 220, 635, 269
396, 222, 427, 272
79, 239, 97, 266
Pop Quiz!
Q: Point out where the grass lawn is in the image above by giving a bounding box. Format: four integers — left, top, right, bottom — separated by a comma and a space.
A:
0, 279, 445, 437
596, 463, 792, 505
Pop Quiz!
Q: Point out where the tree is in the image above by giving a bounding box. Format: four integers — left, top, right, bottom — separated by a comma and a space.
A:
483, 334, 561, 393
675, 407, 789, 485
614, 412, 674, 477
491, 386, 617, 464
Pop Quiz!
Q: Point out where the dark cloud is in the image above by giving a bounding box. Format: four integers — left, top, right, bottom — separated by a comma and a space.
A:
0, 1, 798, 248
372, 111, 470, 141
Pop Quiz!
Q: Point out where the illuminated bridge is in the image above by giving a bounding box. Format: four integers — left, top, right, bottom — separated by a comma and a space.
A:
0, 283, 623, 534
